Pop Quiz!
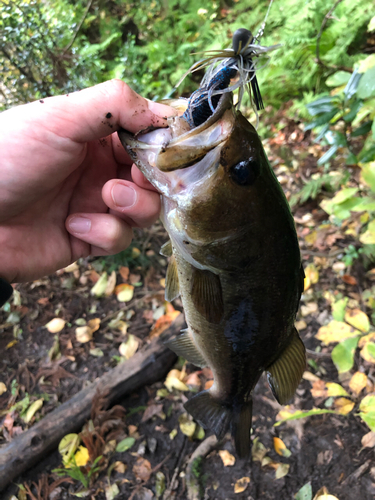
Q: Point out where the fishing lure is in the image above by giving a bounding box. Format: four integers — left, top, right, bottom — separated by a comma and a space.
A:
178, 1, 279, 128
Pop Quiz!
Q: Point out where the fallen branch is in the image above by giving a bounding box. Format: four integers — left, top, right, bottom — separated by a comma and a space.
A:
0, 314, 185, 492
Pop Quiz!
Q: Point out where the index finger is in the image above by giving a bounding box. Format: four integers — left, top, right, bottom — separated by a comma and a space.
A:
22, 80, 177, 143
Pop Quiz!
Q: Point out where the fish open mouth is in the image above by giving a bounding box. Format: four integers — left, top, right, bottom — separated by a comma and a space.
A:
118, 93, 235, 176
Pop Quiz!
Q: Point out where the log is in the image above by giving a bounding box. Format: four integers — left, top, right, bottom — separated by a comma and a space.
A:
0, 314, 184, 492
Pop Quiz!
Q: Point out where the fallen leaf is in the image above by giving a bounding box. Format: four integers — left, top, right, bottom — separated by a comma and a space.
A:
295, 320, 307, 331
129, 273, 141, 285
361, 431, 375, 448
304, 264, 319, 291
273, 437, 291, 457
325, 382, 349, 397
119, 335, 139, 359
91, 272, 108, 297
251, 437, 268, 462
59, 433, 80, 463
234, 477, 250, 494
314, 486, 339, 500
345, 308, 370, 333
218, 449, 236, 466
119, 266, 130, 281
178, 413, 196, 437
114, 461, 127, 473
159, 278, 166, 288
301, 302, 318, 317
164, 369, 189, 392
64, 262, 79, 273
303, 371, 320, 382
133, 457, 152, 482
75, 325, 93, 343
88, 318, 101, 332
141, 404, 164, 423
90, 348, 104, 357
204, 379, 214, 390
155, 471, 166, 498
275, 463, 290, 479
0, 382, 7, 396
311, 380, 327, 398
23, 399, 43, 423
349, 372, 368, 395
105, 271, 117, 296
45, 318, 65, 333
105, 483, 120, 500
359, 394, 375, 431
359, 332, 375, 348
116, 437, 135, 452
149, 308, 180, 338
115, 284, 134, 302
360, 342, 375, 364
331, 336, 359, 373
316, 321, 360, 344
185, 371, 201, 388
342, 274, 357, 285
295, 482, 313, 500
334, 397, 355, 415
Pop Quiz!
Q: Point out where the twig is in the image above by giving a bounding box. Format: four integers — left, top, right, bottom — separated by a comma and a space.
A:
186, 435, 218, 500
315, 0, 353, 73
300, 248, 343, 258
63, 0, 93, 53
306, 348, 331, 358
163, 436, 187, 500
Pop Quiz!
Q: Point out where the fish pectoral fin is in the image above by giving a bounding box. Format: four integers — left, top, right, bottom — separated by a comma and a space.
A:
165, 255, 180, 302
160, 240, 173, 257
164, 329, 207, 367
266, 328, 306, 405
184, 391, 231, 441
190, 268, 224, 324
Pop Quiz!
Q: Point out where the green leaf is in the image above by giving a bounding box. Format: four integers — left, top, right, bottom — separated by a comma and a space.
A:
357, 66, 375, 99
352, 121, 372, 137
23, 399, 44, 423
372, 119, 375, 140
332, 297, 349, 321
359, 395, 375, 431
295, 482, 313, 500
360, 220, 375, 244
326, 71, 351, 88
345, 71, 362, 99
331, 187, 358, 204
317, 145, 338, 165
274, 408, 337, 426
115, 437, 135, 452
331, 336, 359, 373
368, 16, 375, 32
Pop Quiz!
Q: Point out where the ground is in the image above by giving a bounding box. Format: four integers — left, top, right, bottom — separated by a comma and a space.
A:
1, 114, 375, 500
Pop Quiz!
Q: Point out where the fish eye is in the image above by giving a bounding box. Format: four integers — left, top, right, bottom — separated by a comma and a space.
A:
229, 158, 259, 186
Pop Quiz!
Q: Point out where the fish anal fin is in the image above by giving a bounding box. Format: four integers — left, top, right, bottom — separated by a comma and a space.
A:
160, 240, 173, 257
191, 268, 224, 324
164, 329, 207, 367
165, 255, 179, 302
184, 391, 231, 440
230, 400, 253, 458
266, 328, 306, 405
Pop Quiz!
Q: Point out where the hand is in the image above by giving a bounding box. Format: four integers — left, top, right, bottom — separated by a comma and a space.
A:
0, 80, 176, 283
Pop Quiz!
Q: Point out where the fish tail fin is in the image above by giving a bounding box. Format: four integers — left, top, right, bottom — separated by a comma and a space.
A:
184, 391, 231, 441
230, 400, 253, 458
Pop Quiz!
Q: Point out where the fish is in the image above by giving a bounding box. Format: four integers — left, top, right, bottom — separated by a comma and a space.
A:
118, 69, 305, 459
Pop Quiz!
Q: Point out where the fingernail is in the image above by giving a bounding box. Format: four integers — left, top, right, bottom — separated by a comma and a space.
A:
68, 216, 91, 234
112, 184, 137, 209
147, 99, 177, 118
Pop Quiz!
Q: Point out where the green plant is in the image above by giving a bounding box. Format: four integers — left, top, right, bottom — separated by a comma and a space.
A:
53, 455, 102, 490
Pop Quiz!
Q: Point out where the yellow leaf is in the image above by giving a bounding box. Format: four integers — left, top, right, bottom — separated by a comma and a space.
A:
234, 477, 250, 494
149, 308, 181, 338
64, 262, 79, 273
45, 318, 65, 333
315, 321, 360, 344
75, 325, 93, 343
105, 270, 117, 296
304, 230, 317, 247
218, 450, 236, 466
251, 437, 268, 462
115, 284, 134, 302
275, 463, 290, 479
24, 399, 43, 423
178, 413, 196, 437
349, 372, 368, 395
358, 332, 375, 348
114, 461, 127, 473
360, 343, 375, 363
344, 308, 370, 333
0, 382, 7, 395
87, 318, 101, 333
73, 446, 89, 467
6, 339, 18, 349
301, 302, 318, 317
334, 397, 355, 415
119, 334, 139, 359
276, 405, 296, 421
326, 382, 349, 397
159, 278, 166, 288
59, 433, 80, 465
361, 431, 375, 448
304, 264, 319, 291
295, 320, 307, 331
303, 371, 321, 382
90, 272, 108, 297
273, 437, 291, 457
164, 369, 189, 392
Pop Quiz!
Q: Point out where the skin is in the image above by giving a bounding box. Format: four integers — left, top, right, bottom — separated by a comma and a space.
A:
0, 79, 176, 283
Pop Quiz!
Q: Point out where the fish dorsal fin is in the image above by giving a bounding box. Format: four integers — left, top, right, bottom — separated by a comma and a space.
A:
266, 328, 306, 405
164, 329, 207, 367
190, 268, 224, 324
160, 240, 173, 257
165, 255, 180, 302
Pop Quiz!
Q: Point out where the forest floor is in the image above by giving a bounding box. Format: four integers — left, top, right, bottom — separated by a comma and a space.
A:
1, 111, 375, 500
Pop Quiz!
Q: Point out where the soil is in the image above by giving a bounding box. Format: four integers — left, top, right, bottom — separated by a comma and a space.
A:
1, 120, 375, 500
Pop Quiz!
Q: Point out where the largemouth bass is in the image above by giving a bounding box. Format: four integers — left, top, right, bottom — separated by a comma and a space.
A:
118, 91, 305, 458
